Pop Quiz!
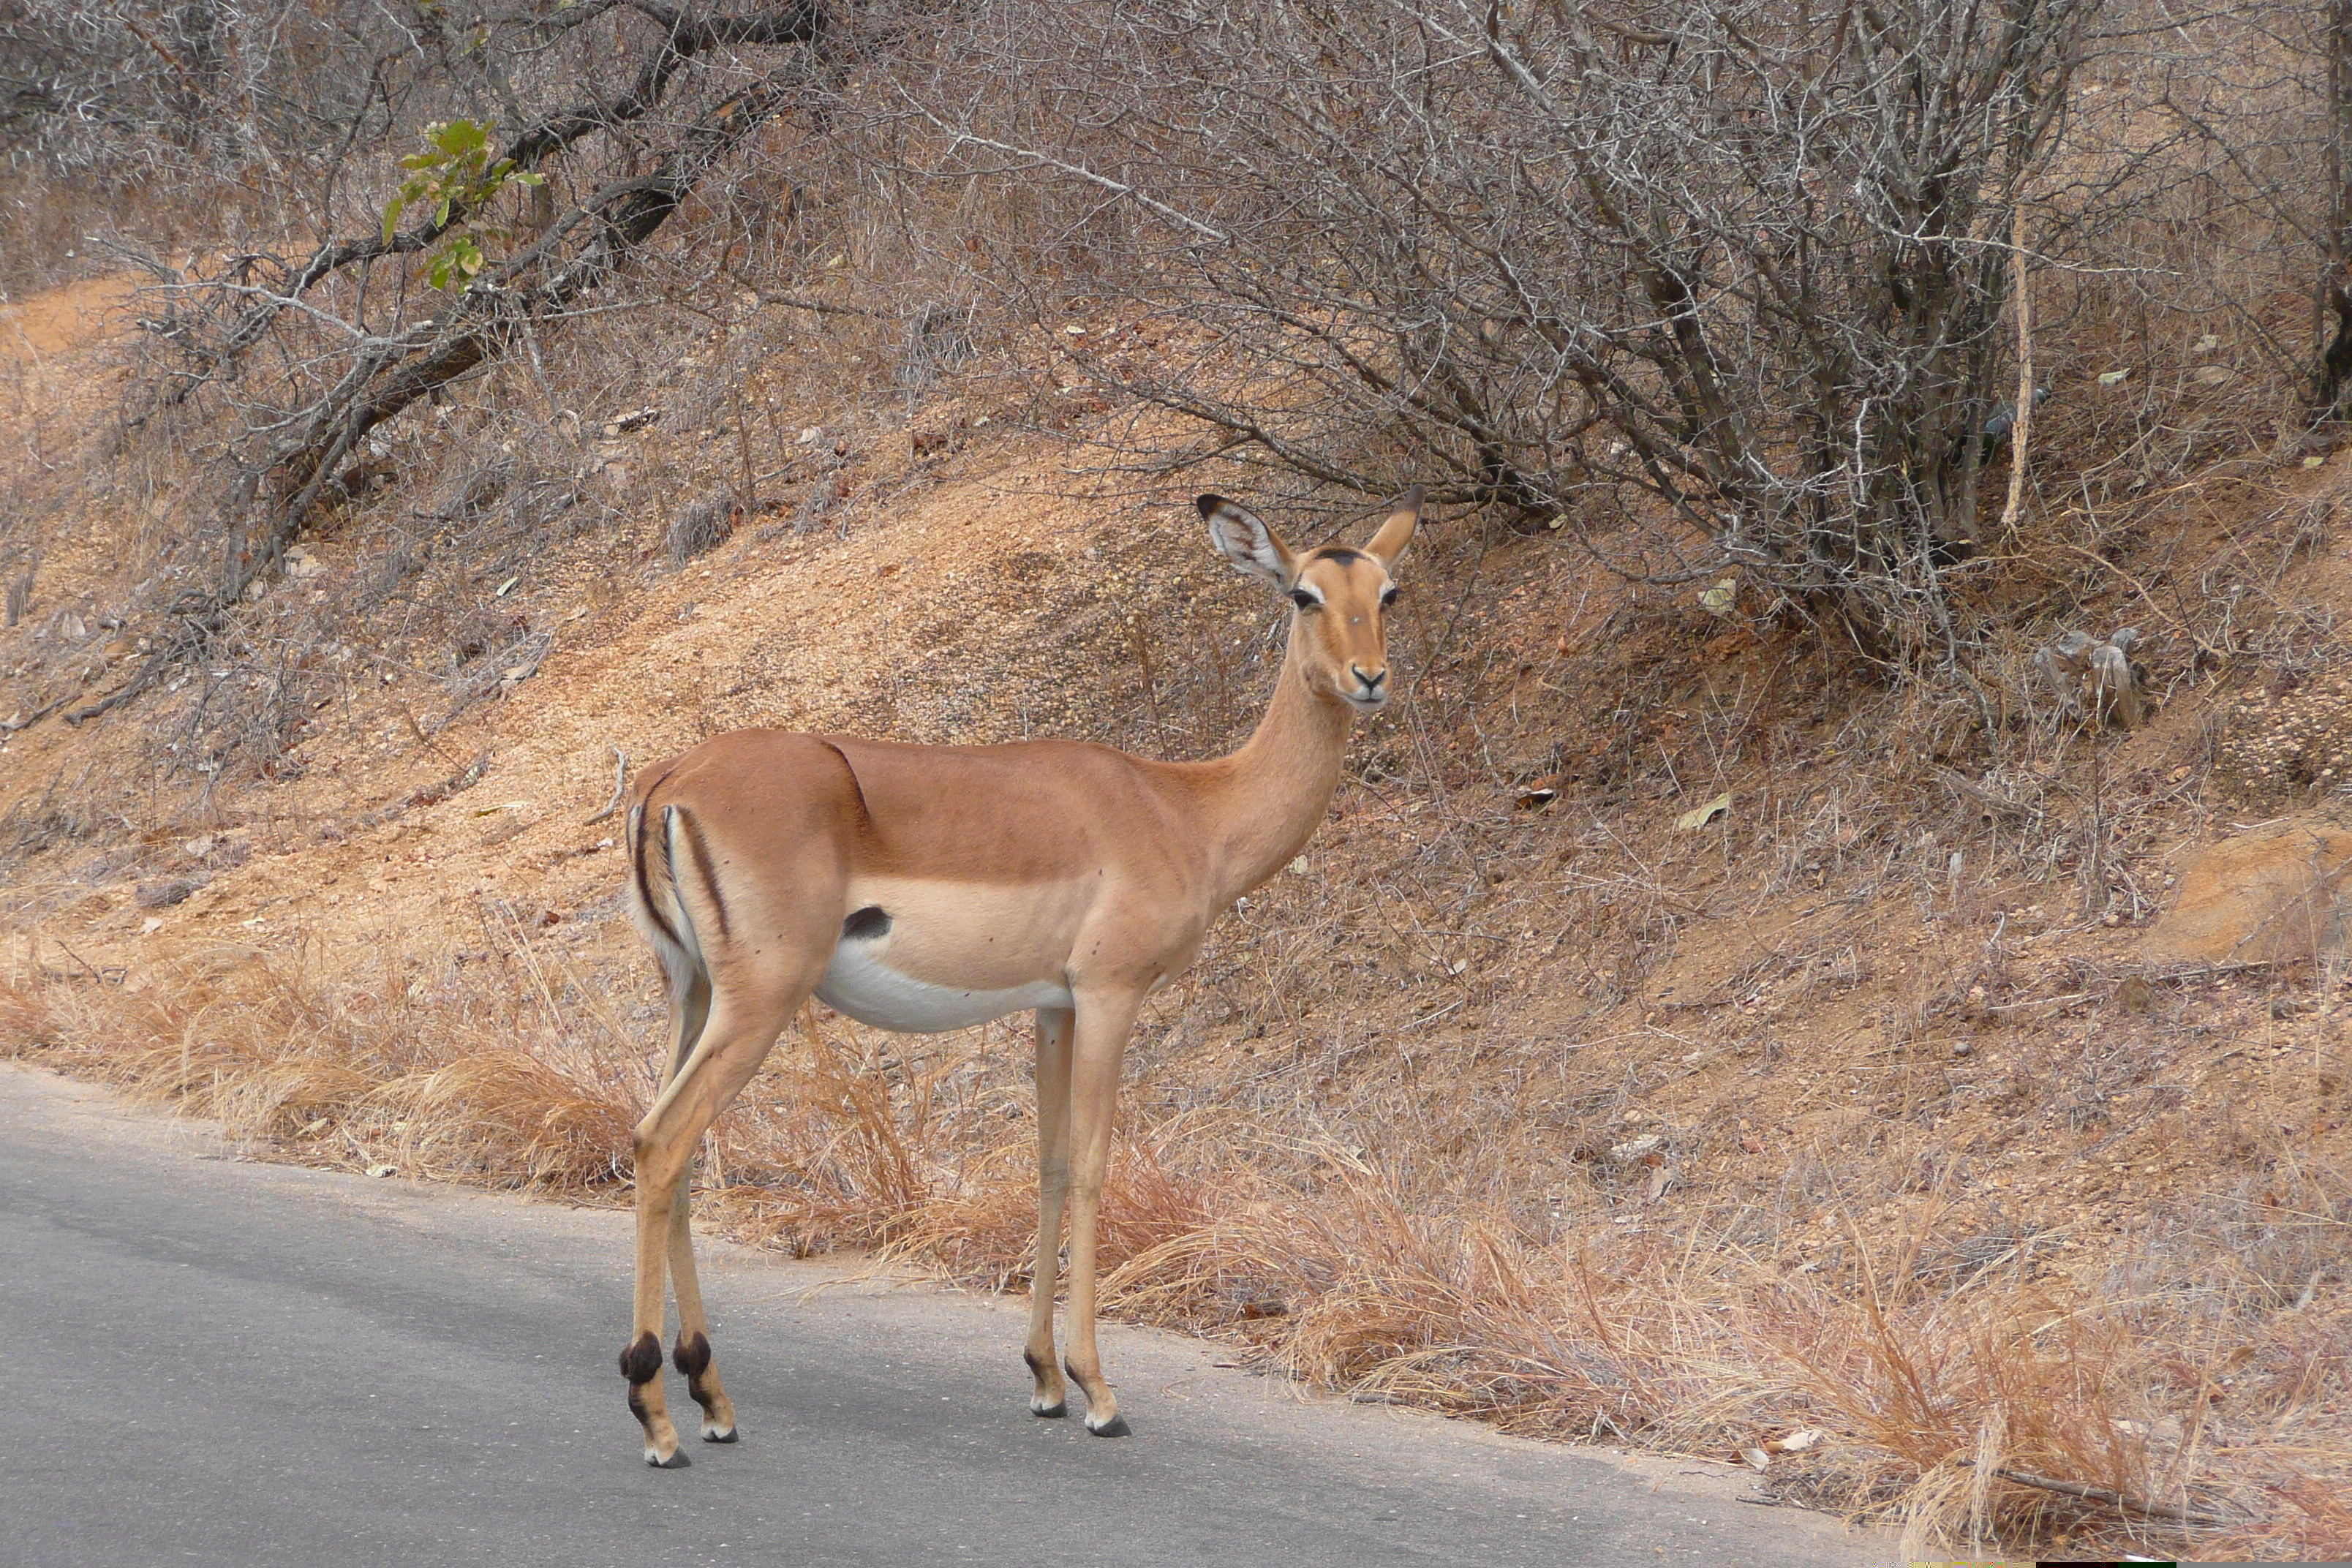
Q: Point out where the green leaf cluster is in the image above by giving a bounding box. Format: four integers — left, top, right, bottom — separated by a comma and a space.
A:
380, 119, 544, 291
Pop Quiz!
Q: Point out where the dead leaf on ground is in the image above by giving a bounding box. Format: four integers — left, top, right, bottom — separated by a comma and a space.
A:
1764, 1428, 1824, 1453
1676, 791, 1732, 830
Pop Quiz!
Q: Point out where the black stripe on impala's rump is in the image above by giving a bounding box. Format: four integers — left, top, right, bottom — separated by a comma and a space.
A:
841, 905, 891, 941
630, 773, 684, 954
675, 810, 731, 943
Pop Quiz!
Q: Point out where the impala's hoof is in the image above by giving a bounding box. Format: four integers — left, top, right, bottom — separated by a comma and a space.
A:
1030, 1398, 1067, 1419
701, 1424, 738, 1444
1085, 1412, 1131, 1438
645, 1447, 693, 1469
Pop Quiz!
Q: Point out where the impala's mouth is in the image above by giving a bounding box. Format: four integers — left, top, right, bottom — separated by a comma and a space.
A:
1343, 685, 1390, 712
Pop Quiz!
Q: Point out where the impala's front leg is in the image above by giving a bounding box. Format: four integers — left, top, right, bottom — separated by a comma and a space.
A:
1025, 1006, 1075, 1417
1063, 990, 1142, 1436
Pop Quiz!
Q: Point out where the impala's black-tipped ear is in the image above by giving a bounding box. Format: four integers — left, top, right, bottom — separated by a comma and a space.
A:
1198, 494, 1299, 587
1365, 485, 1423, 566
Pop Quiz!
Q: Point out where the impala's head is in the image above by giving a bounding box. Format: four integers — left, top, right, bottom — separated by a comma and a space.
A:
1199, 486, 1422, 714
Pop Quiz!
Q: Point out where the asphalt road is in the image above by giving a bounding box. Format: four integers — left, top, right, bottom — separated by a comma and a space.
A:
1, 1066, 1890, 1567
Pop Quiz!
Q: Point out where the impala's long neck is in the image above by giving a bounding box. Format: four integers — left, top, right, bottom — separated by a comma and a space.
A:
1192, 631, 1354, 911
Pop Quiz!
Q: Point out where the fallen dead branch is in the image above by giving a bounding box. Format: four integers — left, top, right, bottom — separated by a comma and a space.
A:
584, 746, 630, 824
1989, 1466, 2241, 1530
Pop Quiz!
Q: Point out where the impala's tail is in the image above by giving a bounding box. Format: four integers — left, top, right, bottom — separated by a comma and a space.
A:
625, 783, 727, 999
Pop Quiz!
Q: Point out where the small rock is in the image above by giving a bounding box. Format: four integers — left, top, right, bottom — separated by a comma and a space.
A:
136, 876, 208, 908
366, 1164, 397, 1179
2143, 815, 2352, 968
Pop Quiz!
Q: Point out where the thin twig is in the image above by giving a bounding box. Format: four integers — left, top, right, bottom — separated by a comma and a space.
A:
50, 938, 109, 984
584, 745, 630, 823
2051, 543, 2222, 661
759, 295, 882, 318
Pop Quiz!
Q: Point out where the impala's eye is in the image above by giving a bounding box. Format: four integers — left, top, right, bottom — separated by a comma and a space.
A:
1290, 589, 1321, 611
1379, 584, 1400, 608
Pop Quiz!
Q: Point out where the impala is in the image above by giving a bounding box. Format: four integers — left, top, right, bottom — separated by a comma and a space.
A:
617, 486, 1422, 1464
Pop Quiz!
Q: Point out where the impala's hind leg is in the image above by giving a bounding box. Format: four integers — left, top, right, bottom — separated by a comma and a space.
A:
668, 1176, 736, 1443
648, 970, 738, 1443
621, 967, 710, 1467
1024, 1006, 1074, 1417
625, 983, 807, 1466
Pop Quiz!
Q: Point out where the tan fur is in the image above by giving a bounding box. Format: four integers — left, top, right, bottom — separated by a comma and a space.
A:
616, 488, 1422, 1457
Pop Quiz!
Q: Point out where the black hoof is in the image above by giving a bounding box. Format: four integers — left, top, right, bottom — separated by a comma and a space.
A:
1031, 1400, 1067, 1420
702, 1426, 739, 1444
645, 1447, 693, 1469
1086, 1414, 1131, 1438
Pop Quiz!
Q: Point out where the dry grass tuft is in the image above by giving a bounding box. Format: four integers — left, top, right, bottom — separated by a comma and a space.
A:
0, 948, 637, 1190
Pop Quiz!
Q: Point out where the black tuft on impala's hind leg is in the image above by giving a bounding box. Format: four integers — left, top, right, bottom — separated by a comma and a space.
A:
674, 1331, 738, 1443
622, 1330, 688, 1466
620, 1330, 664, 1384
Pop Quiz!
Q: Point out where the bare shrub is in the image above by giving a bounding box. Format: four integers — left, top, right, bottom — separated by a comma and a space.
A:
7, 0, 859, 763
900, 0, 2098, 655
668, 489, 742, 564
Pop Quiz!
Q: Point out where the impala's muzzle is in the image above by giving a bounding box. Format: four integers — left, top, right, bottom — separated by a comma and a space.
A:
1346, 664, 1390, 710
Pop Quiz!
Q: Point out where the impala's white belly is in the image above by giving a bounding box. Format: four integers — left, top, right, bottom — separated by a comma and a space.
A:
814, 937, 1074, 1033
